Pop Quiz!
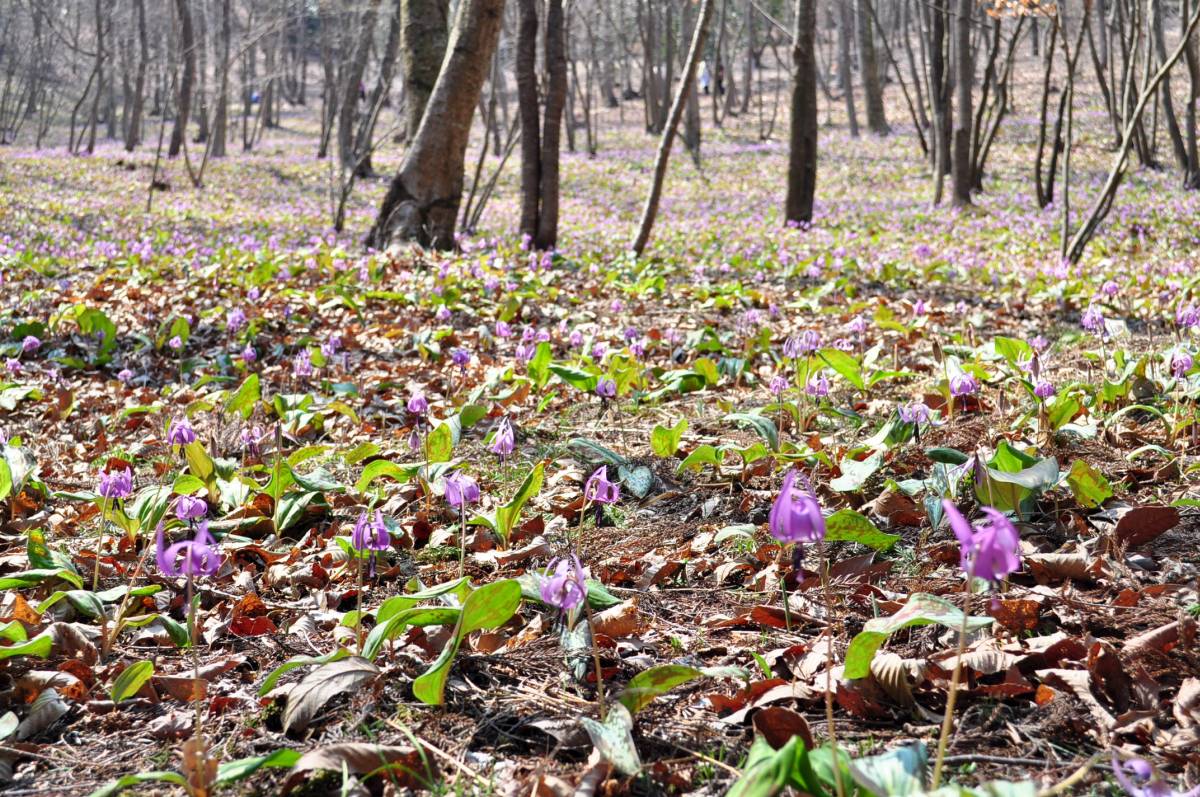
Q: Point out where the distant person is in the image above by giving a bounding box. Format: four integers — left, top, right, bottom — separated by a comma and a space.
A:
715, 63, 725, 96
700, 61, 712, 95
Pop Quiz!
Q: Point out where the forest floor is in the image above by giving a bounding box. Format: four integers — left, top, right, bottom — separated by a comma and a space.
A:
0, 73, 1199, 797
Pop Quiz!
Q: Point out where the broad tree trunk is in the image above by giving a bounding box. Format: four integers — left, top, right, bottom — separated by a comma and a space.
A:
212, 0, 231, 158
517, 0, 568, 249
401, 0, 451, 141
837, 0, 859, 137
785, 0, 818, 225
125, 0, 149, 151
951, 0, 972, 205
858, 0, 889, 135
631, 0, 716, 255
367, 0, 505, 250
168, 0, 196, 158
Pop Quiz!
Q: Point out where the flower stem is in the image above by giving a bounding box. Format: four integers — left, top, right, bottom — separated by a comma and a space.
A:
355, 551, 364, 655
931, 576, 973, 789
92, 495, 109, 592
818, 540, 845, 797
186, 573, 204, 749
582, 596, 607, 722
458, 504, 466, 579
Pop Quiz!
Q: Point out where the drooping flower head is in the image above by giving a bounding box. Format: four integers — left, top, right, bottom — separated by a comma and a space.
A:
1111, 754, 1199, 797
1033, 380, 1056, 400
351, 510, 390, 552
942, 501, 1021, 583
949, 372, 980, 398
595, 378, 617, 399
407, 391, 428, 416
489, 417, 515, 460
1176, 303, 1199, 330
168, 335, 184, 351
444, 473, 480, 508
584, 466, 620, 505
1170, 348, 1193, 379
20, 336, 40, 354
806, 373, 830, 397
97, 468, 133, 500
768, 470, 825, 545
1081, 305, 1106, 335
155, 521, 221, 579
167, 418, 196, 446
898, 401, 931, 425
292, 349, 313, 378
539, 556, 588, 612
769, 375, 789, 396
174, 495, 207, 521
226, 308, 247, 333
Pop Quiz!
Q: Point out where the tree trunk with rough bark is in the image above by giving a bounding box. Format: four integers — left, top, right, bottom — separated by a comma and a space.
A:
367, 0, 505, 250
401, 0, 451, 141
168, 0, 196, 158
858, 0, 889, 135
786, 0, 818, 225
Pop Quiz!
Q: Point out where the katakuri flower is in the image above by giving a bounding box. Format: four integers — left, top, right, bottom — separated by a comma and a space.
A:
596, 378, 616, 399
174, 495, 207, 521
351, 510, 390, 553
942, 501, 1021, 583
489, 417, 514, 460
768, 470, 825, 545
1112, 754, 1200, 797
167, 418, 196, 446
539, 556, 588, 611
584, 466, 620, 504
97, 468, 133, 500
155, 521, 221, 579
444, 473, 480, 508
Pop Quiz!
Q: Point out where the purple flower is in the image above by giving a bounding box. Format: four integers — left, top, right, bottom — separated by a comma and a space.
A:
292, 349, 313, 378
769, 375, 789, 396
913, 299, 929, 316
226, 308, 247, 333
783, 330, 821, 358
623, 327, 639, 343
241, 344, 256, 363
444, 473, 480, 508
351, 510, 390, 552
451, 348, 470, 369
489, 417, 514, 460
806, 373, 830, 397
20, 336, 40, 354
321, 335, 342, 358
1112, 754, 1198, 797
1171, 349, 1194, 378
1081, 305, 1106, 334
768, 470, 825, 544
596, 379, 616, 399
1176, 304, 1199, 329
1033, 380, 1056, 399
167, 418, 196, 446
898, 401, 930, 425
949, 372, 980, 397
117, 368, 135, 384
539, 556, 588, 611
407, 391, 428, 415
569, 330, 584, 348
584, 466, 620, 504
848, 316, 868, 335
97, 468, 133, 500
515, 343, 535, 363
168, 335, 183, 351
155, 521, 221, 579
5, 359, 20, 374
495, 321, 513, 339
174, 495, 207, 521
1030, 335, 1049, 352
1101, 280, 1120, 297
942, 501, 1021, 583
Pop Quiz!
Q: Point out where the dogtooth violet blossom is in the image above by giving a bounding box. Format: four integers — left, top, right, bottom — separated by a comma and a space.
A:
1112, 754, 1200, 797
769, 470, 825, 544
97, 469, 133, 500
1034, 380, 1056, 400
942, 500, 1021, 584
21, 336, 40, 354
898, 401, 931, 425
584, 466, 620, 504
769, 375, 789, 396
444, 473, 480, 508
596, 379, 616, 399
407, 391, 428, 416
949, 371, 980, 397
167, 419, 196, 446
489, 417, 514, 460
806, 373, 830, 397
156, 521, 221, 579
1081, 305, 1106, 335
539, 556, 588, 612
351, 510, 390, 576
1170, 349, 1193, 379
174, 495, 207, 521
1176, 304, 1199, 330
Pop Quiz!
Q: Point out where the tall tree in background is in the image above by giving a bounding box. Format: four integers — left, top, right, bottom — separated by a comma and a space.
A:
951, 0, 973, 205
338, 0, 382, 171
401, 0, 451, 141
169, 0, 197, 158
785, 0, 817, 225
367, 0, 505, 249
631, 0, 715, 255
516, 0, 568, 250
857, 0, 889, 135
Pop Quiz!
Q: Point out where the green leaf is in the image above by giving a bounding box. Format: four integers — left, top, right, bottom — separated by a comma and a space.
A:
618, 664, 745, 714
849, 742, 927, 797
844, 593, 993, 679
650, 418, 688, 458
355, 459, 416, 493
567, 438, 627, 466
548, 364, 599, 391
830, 452, 883, 493
992, 336, 1032, 367
976, 455, 1058, 514
677, 444, 724, 474
1065, 459, 1112, 509
412, 579, 522, 705
0, 632, 54, 660
110, 660, 155, 703
289, 466, 344, 493
0, 568, 82, 591
824, 509, 900, 551
182, 440, 216, 485
579, 703, 642, 776
215, 749, 301, 785
361, 607, 461, 663
1046, 394, 1081, 430
225, 374, 260, 420
258, 648, 352, 696
527, 342, 553, 388
617, 465, 654, 499
469, 463, 544, 547
725, 412, 779, 452
819, 348, 866, 391
926, 447, 969, 465
426, 422, 454, 463
87, 771, 189, 797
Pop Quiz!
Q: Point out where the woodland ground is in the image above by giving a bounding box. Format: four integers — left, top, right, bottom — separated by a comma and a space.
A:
0, 57, 1198, 797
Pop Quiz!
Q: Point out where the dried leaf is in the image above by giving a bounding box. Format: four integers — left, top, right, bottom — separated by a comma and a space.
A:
282, 657, 380, 733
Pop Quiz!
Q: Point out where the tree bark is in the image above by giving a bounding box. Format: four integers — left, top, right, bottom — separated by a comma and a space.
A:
367, 0, 505, 250
168, 0, 196, 158
125, 0, 149, 151
857, 0, 889, 135
338, 0, 382, 170
785, 0, 818, 225
401, 0, 451, 141
837, 0, 859, 137
631, 0, 716, 255
950, 0, 972, 206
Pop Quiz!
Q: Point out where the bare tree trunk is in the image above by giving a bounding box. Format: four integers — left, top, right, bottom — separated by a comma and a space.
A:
168, 0, 196, 158
516, 0, 567, 249
631, 0, 715, 255
951, 0, 972, 206
126, 0, 149, 151
211, 0, 231, 158
401, 0, 451, 141
837, 0, 859, 137
858, 0, 889, 135
339, 0, 382, 170
367, 0, 505, 250
785, 0, 818, 225
356, 0, 403, 176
